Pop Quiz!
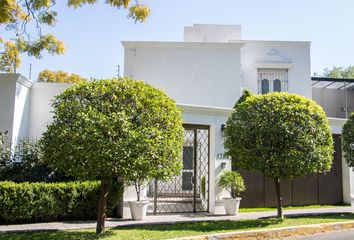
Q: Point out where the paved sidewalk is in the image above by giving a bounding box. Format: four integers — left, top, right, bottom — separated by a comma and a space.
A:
0, 207, 352, 233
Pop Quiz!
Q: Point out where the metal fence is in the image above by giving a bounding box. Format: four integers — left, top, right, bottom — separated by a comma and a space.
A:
147, 125, 209, 214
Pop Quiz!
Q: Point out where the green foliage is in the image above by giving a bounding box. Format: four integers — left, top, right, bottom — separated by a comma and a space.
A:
0, 39, 21, 73
0, 136, 71, 183
233, 89, 253, 109
342, 113, 354, 167
0, 35, 65, 73
225, 92, 334, 179
0, 0, 150, 72
201, 176, 206, 199
17, 35, 66, 59
0, 131, 11, 171
38, 69, 86, 83
128, 4, 150, 22
322, 66, 354, 78
41, 77, 184, 184
0, 181, 104, 224
219, 170, 245, 198
41, 78, 183, 232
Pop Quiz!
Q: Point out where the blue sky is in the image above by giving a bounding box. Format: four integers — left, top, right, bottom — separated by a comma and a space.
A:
4, 0, 354, 80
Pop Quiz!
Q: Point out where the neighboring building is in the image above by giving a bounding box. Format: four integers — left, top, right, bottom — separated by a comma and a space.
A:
0, 74, 71, 142
0, 24, 353, 218
312, 77, 354, 119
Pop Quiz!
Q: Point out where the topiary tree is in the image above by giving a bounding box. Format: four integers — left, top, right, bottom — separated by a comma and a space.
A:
224, 92, 334, 219
233, 89, 253, 109
342, 112, 354, 167
231, 89, 253, 172
219, 170, 246, 198
40, 78, 184, 233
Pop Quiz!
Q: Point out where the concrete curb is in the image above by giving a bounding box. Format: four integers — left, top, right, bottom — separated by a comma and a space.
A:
168, 220, 354, 240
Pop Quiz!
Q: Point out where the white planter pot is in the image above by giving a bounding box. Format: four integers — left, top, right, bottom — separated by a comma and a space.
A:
223, 198, 242, 215
129, 201, 149, 220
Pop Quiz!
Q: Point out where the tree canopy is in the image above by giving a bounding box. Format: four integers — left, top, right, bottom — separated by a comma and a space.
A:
0, 0, 150, 73
40, 78, 184, 233
319, 66, 354, 79
224, 92, 334, 218
342, 113, 354, 167
233, 89, 252, 109
38, 69, 86, 83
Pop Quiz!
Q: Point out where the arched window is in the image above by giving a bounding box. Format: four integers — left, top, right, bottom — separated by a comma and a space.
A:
258, 68, 288, 93
261, 79, 269, 94
273, 79, 281, 92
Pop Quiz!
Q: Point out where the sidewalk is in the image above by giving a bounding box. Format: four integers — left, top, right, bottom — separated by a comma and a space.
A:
0, 207, 352, 233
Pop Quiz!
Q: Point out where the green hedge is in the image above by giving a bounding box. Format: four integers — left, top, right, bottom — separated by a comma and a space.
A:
0, 181, 119, 224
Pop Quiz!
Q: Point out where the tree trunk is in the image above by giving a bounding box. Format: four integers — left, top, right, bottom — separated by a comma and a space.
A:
231, 157, 237, 198
274, 177, 283, 219
116, 176, 124, 218
96, 180, 109, 234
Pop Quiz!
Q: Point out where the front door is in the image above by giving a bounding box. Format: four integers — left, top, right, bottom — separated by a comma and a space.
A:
148, 124, 210, 213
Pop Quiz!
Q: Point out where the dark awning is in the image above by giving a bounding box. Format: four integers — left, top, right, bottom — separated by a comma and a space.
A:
311, 77, 354, 89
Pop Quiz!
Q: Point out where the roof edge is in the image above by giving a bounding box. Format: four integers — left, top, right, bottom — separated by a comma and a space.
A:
230, 39, 311, 46
121, 41, 245, 49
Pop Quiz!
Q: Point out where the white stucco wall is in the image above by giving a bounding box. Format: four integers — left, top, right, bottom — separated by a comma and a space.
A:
0, 74, 17, 138
123, 40, 311, 109
123, 42, 244, 109
181, 105, 232, 214
184, 24, 241, 42
28, 82, 72, 140
238, 40, 312, 98
0, 74, 32, 143
12, 78, 32, 142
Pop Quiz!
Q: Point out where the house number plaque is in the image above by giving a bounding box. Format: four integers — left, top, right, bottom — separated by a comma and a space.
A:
216, 153, 230, 160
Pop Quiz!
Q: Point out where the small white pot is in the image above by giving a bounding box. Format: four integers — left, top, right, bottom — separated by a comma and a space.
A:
129, 201, 149, 220
223, 197, 242, 215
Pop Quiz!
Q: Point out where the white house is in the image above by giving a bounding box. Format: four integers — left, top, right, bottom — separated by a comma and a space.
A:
0, 24, 353, 218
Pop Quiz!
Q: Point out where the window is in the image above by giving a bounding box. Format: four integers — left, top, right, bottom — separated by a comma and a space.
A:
258, 68, 288, 94
273, 79, 281, 92
182, 146, 193, 190
183, 146, 193, 170
261, 79, 269, 94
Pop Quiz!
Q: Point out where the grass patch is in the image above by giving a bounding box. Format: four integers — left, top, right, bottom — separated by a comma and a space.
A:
1, 213, 354, 240
240, 204, 350, 213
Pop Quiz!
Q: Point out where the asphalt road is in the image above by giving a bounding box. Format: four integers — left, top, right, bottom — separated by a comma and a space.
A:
286, 229, 354, 240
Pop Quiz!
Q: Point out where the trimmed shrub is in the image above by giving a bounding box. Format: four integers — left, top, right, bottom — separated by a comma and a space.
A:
224, 92, 333, 218
342, 112, 354, 167
40, 78, 184, 233
219, 170, 245, 198
0, 137, 72, 183
0, 181, 120, 224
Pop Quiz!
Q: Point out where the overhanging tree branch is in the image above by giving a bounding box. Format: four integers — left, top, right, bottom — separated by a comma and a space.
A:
0, 0, 150, 73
